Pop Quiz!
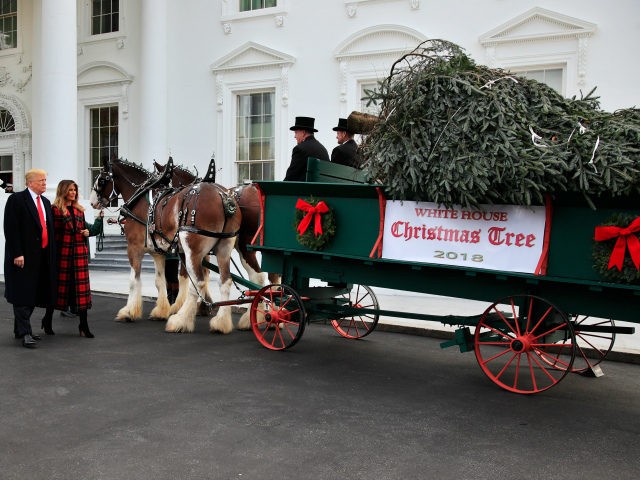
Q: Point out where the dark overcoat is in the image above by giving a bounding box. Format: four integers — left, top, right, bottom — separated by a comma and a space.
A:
284, 135, 330, 181
331, 138, 360, 168
51, 205, 103, 311
3, 189, 56, 306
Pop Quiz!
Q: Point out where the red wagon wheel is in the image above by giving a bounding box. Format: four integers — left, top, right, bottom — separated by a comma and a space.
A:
250, 284, 306, 350
330, 284, 379, 339
474, 294, 576, 394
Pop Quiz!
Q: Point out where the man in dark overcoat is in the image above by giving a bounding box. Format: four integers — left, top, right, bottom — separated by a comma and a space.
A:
330, 118, 361, 168
4, 169, 56, 348
283, 116, 330, 181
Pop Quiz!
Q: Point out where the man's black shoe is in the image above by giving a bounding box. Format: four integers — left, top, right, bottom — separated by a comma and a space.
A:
22, 334, 37, 348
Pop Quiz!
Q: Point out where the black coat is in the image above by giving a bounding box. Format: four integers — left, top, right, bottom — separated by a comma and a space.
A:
331, 139, 360, 168
284, 135, 330, 181
3, 189, 56, 306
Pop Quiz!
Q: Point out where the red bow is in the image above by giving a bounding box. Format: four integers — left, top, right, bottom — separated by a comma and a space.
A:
594, 216, 640, 271
296, 199, 329, 237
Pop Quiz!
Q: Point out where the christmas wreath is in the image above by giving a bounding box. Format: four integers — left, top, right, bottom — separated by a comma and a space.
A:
593, 213, 640, 284
294, 197, 336, 251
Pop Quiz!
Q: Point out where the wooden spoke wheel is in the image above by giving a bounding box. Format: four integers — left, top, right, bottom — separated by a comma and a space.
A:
330, 284, 379, 339
474, 295, 576, 394
250, 284, 306, 351
563, 315, 616, 374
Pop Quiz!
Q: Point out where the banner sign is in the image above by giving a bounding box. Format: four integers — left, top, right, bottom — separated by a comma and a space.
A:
382, 201, 548, 274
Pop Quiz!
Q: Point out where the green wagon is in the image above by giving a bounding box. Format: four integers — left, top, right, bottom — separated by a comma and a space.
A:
230, 160, 639, 395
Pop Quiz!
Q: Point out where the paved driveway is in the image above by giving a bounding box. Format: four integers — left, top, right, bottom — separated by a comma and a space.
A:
1, 289, 639, 480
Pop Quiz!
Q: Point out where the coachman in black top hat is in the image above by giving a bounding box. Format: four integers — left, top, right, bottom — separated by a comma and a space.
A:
284, 116, 329, 181
330, 117, 361, 168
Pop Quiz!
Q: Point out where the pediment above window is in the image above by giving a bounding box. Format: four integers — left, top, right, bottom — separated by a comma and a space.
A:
210, 42, 295, 73
335, 25, 425, 61
78, 62, 133, 87
480, 7, 596, 46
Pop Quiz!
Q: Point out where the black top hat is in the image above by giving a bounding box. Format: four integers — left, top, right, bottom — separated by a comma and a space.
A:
332, 118, 351, 132
290, 116, 318, 132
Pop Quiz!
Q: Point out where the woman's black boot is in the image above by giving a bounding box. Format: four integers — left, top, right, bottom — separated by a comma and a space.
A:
41, 307, 55, 335
78, 310, 94, 338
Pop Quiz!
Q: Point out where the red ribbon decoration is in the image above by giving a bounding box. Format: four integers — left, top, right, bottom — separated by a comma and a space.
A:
594, 216, 640, 271
296, 199, 329, 237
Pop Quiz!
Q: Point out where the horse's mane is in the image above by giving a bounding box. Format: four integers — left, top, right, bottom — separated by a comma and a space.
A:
115, 157, 152, 178
154, 160, 196, 179
174, 164, 197, 179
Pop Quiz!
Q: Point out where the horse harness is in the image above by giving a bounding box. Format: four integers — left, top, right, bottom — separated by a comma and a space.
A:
103, 160, 239, 255
148, 181, 239, 255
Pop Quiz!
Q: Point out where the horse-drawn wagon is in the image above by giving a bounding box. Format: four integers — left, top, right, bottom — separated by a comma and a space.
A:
236, 159, 639, 395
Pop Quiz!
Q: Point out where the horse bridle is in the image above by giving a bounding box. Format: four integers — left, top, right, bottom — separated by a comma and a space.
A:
94, 162, 119, 208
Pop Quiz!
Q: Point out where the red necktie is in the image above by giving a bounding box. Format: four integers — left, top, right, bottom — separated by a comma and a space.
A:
36, 195, 48, 248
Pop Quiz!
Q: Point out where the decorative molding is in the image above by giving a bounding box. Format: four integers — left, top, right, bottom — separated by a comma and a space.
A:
0, 93, 30, 132
211, 42, 295, 72
120, 83, 130, 118
211, 42, 295, 107
480, 7, 596, 46
0, 93, 32, 183
220, 0, 289, 32
215, 74, 224, 110
577, 36, 588, 88
334, 25, 425, 115
281, 67, 289, 106
0, 63, 32, 93
77, 62, 134, 88
78, 34, 128, 49
479, 8, 597, 97
335, 24, 426, 61
339, 60, 348, 103
344, 0, 420, 17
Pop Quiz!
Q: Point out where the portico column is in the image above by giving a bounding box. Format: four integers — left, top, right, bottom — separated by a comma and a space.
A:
139, 0, 168, 168
31, 0, 77, 186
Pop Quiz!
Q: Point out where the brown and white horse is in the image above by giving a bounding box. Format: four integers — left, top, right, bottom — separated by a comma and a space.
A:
90, 158, 242, 334
154, 160, 278, 329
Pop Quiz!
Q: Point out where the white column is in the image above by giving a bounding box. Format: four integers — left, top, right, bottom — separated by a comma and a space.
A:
139, 0, 168, 168
31, 0, 77, 186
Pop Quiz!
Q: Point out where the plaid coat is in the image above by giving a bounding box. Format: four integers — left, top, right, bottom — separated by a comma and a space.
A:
51, 205, 103, 311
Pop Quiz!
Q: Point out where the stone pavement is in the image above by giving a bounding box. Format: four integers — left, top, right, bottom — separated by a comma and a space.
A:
1, 284, 639, 480
86, 268, 640, 360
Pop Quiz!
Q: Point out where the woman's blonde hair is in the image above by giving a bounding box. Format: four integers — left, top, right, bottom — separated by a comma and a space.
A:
53, 180, 85, 215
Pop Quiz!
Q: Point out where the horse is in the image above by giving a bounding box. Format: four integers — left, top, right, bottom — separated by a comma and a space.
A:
153, 160, 279, 329
90, 157, 243, 334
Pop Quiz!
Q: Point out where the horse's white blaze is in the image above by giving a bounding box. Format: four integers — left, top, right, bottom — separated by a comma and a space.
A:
89, 188, 99, 208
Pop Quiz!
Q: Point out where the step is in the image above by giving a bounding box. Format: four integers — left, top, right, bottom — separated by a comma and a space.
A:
91, 235, 156, 272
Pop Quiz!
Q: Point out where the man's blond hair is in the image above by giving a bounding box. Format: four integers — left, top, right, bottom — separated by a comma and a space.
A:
25, 168, 47, 184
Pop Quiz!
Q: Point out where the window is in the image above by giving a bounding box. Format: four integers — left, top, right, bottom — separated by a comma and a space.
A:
0, 0, 17, 50
239, 0, 277, 12
235, 92, 275, 183
513, 67, 563, 94
0, 154, 12, 187
0, 108, 15, 132
91, 0, 119, 35
89, 106, 118, 204
360, 81, 382, 115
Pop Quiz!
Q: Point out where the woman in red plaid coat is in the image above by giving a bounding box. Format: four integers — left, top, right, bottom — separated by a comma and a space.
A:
40, 180, 103, 337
